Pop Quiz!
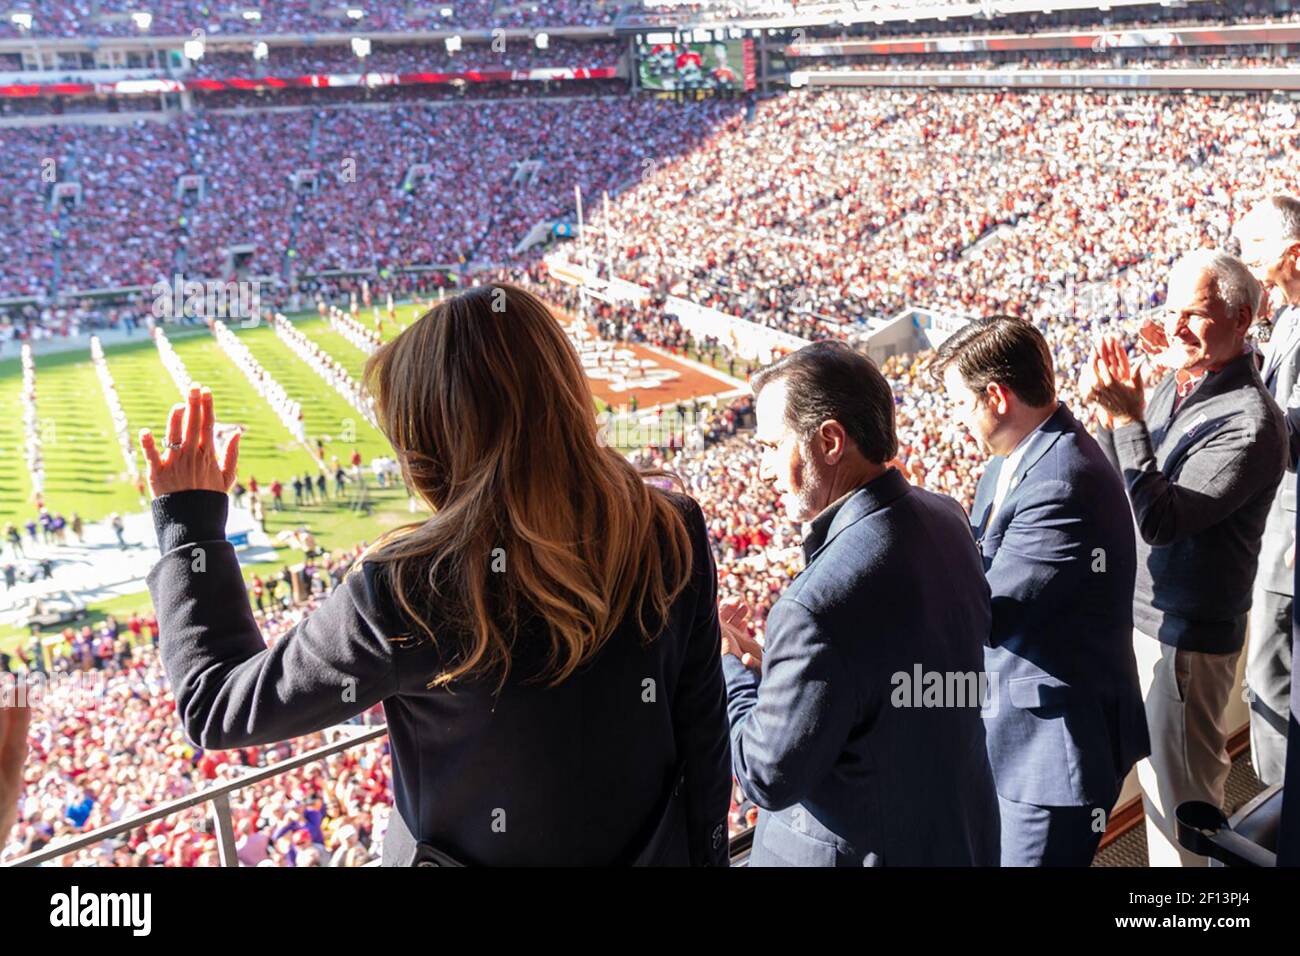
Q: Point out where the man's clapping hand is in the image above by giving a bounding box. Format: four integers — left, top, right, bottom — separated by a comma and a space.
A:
720, 596, 763, 671
1084, 333, 1145, 429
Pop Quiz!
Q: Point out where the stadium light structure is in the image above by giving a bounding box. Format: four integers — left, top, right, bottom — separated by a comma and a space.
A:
445, 35, 462, 54
535, 32, 549, 50
183, 38, 205, 61
131, 12, 153, 31
253, 41, 269, 62
352, 37, 372, 59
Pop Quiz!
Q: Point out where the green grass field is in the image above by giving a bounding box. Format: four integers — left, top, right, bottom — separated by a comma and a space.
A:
0, 305, 432, 651
0, 306, 431, 529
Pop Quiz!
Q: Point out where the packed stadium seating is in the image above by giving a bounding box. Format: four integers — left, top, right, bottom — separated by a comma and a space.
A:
0, 97, 744, 294
186, 39, 625, 78
793, 52, 1298, 72
0, 552, 402, 867
0, 0, 620, 39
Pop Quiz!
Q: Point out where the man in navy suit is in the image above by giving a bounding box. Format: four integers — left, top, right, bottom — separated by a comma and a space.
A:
935, 316, 1149, 866
721, 341, 1000, 866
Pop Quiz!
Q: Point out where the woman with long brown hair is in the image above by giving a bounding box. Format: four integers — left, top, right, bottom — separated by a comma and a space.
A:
138, 283, 731, 865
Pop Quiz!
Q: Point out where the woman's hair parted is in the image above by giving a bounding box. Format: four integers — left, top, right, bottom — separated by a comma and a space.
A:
359, 283, 694, 691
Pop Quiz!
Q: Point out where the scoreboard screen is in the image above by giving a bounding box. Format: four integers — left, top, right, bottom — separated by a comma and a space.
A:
637, 39, 755, 92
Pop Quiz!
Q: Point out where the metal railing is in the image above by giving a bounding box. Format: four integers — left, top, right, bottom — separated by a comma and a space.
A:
5, 724, 388, 868
5, 721, 754, 866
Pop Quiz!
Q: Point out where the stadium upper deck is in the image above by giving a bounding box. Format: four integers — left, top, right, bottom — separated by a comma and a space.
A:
0, 0, 1285, 40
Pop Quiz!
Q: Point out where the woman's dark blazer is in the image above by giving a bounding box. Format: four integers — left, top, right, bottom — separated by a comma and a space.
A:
145, 488, 732, 865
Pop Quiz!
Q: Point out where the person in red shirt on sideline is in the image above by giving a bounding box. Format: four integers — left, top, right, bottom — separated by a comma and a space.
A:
270, 479, 283, 511
248, 475, 259, 496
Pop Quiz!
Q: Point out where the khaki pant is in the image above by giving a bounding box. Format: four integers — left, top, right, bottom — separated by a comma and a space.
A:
1133, 631, 1239, 867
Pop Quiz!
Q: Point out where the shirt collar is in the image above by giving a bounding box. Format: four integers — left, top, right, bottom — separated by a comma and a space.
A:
803, 487, 859, 560
1173, 345, 1249, 401
1175, 366, 1209, 398
801, 467, 910, 564
1001, 407, 1055, 474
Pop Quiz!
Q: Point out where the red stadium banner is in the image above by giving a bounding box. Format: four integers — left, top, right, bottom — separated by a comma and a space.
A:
0, 66, 619, 99
742, 38, 756, 92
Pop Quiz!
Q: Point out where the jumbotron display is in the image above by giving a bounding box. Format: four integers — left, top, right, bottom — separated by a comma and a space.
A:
636, 39, 756, 91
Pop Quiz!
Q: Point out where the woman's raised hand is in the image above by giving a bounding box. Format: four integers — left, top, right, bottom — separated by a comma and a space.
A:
139, 385, 241, 497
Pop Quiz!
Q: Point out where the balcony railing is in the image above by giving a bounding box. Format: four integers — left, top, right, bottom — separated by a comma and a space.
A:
4, 722, 754, 866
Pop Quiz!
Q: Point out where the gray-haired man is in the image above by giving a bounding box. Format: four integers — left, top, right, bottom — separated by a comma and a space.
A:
1232, 196, 1300, 787
1086, 249, 1287, 865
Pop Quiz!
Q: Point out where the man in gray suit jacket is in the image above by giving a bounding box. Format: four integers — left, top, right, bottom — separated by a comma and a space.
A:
1233, 196, 1300, 787
720, 341, 1000, 866
1088, 249, 1287, 865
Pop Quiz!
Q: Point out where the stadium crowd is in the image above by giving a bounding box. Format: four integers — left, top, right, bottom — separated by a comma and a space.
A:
767, 0, 1300, 40
0, 0, 620, 38
0, 549, 402, 867
4, 84, 1287, 331
0, 97, 744, 296
189, 39, 625, 79
795, 50, 1300, 72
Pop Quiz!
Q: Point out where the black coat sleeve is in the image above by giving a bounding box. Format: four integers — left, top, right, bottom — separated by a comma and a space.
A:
1094, 424, 1121, 474
671, 495, 733, 865
145, 490, 400, 750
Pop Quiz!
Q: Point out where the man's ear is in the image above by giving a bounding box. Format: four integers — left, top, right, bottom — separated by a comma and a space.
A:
1239, 300, 1258, 334
985, 381, 1010, 416
1284, 242, 1300, 281
817, 419, 848, 465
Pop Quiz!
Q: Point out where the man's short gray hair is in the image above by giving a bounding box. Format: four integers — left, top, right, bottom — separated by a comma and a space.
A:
1169, 248, 1264, 323
1264, 195, 1300, 241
